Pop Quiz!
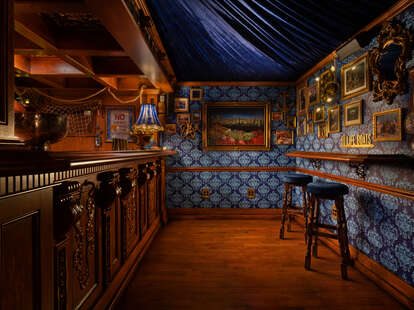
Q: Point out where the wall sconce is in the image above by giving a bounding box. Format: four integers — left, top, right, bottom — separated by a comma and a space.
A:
131, 98, 164, 149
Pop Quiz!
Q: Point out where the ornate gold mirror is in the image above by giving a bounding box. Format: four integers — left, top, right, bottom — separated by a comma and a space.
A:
370, 21, 413, 105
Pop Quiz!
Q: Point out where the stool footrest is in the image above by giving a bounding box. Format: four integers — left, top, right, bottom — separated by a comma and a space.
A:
317, 223, 337, 230
311, 231, 338, 239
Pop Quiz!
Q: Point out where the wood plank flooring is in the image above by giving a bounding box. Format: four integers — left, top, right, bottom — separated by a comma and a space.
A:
115, 219, 407, 310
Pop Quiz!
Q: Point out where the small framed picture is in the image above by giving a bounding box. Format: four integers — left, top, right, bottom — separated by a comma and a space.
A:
297, 87, 307, 116
297, 117, 307, 136
307, 121, 314, 134
318, 122, 328, 139
373, 108, 402, 141
176, 113, 191, 124
405, 112, 414, 135
192, 111, 201, 121
190, 88, 203, 101
174, 98, 189, 112
344, 100, 362, 127
276, 130, 294, 145
165, 123, 177, 134
307, 82, 320, 106
307, 111, 313, 122
272, 112, 284, 121
341, 53, 370, 100
313, 106, 325, 123
286, 116, 296, 128
327, 105, 340, 133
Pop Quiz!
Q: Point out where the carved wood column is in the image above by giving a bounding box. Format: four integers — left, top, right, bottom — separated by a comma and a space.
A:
138, 164, 150, 236
159, 159, 168, 224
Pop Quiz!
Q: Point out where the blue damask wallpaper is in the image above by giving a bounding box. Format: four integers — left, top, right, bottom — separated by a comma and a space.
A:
295, 7, 414, 287
163, 86, 296, 208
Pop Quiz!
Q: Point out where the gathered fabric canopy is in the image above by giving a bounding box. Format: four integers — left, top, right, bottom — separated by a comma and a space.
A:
147, 0, 397, 81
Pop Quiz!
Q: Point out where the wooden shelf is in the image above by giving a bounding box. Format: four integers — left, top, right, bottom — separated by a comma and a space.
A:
285, 151, 414, 179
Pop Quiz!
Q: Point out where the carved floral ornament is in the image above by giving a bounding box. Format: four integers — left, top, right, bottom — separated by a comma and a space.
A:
369, 20, 413, 105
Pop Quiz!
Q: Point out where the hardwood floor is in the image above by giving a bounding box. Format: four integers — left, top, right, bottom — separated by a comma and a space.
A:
115, 219, 407, 310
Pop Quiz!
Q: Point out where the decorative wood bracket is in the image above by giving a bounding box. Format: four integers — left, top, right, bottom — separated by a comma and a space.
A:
310, 159, 322, 170
97, 171, 121, 209
119, 167, 137, 197
138, 164, 150, 187
349, 162, 367, 180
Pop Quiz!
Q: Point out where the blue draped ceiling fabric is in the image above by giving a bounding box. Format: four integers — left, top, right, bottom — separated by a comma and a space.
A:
147, 0, 397, 81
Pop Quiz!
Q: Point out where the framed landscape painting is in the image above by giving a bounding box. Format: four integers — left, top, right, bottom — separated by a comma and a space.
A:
297, 87, 307, 116
276, 130, 294, 145
327, 105, 340, 133
307, 82, 320, 106
341, 53, 370, 100
373, 108, 402, 141
344, 100, 362, 127
202, 102, 270, 151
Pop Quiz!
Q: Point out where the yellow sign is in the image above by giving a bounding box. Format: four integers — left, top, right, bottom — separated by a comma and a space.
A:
341, 133, 375, 148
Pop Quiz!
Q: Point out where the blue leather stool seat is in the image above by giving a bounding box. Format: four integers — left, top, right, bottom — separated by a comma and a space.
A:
306, 182, 349, 196
282, 173, 313, 185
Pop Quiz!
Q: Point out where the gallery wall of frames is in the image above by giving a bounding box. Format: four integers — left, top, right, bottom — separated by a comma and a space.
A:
295, 6, 414, 287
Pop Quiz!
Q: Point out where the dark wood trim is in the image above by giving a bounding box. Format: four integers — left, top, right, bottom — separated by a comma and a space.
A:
296, 167, 414, 201
168, 208, 282, 220
176, 81, 296, 87
296, 0, 414, 84
293, 218, 414, 309
166, 166, 295, 173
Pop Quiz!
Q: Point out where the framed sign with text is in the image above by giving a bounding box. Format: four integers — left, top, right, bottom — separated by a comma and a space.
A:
106, 106, 135, 141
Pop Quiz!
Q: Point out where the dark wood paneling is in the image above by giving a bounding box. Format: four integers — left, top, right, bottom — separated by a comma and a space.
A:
168, 208, 282, 220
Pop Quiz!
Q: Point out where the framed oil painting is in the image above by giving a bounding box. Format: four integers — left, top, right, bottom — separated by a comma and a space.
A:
373, 108, 402, 141
307, 82, 320, 106
174, 97, 189, 112
190, 88, 203, 101
297, 87, 307, 116
313, 106, 325, 123
307, 121, 314, 134
327, 105, 340, 133
341, 53, 370, 100
192, 111, 201, 121
344, 100, 362, 127
165, 123, 177, 134
272, 112, 284, 121
286, 116, 296, 128
276, 130, 294, 145
105, 106, 135, 141
318, 122, 328, 138
202, 102, 270, 151
176, 113, 190, 124
297, 117, 307, 136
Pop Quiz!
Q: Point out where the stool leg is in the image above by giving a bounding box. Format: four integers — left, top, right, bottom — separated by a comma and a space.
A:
305, 194, 316, 270
312, 197, 320, 258
301, 185, 308, 243
336, 197, 351, 280
287, 185, 293, 232
280, 183, 289, 239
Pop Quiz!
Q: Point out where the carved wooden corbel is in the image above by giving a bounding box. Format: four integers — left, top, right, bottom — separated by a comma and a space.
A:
119, 168, 137, 197
138, 164, 150, 187
96, 171, 121, 209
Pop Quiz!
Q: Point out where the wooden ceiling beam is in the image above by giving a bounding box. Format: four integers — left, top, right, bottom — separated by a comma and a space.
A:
15, 0, 91, 14
84, 0, 173, 92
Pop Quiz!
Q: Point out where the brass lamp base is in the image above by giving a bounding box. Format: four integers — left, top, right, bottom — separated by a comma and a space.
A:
136, 133, 153, 150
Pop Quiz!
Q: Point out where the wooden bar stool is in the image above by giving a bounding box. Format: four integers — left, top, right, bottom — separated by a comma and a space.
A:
280, 173, 313, 241
305, 182, 352, 280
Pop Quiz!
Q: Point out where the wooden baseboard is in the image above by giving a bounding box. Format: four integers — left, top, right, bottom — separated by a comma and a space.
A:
294, 218, 414, 309
168, 208, 282, 220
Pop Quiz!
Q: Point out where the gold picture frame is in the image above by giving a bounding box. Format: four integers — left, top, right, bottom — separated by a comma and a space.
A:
297, 87, 307, 116
286, 116, 296, 128
165, 123, 177, 134
307, 121, 314, 134
176, 113, 191, 124
190, 88, 203, 101
327, 105, 340, 133
276, 130, 294, 145
341, 53, 370, 100
373, 108, 402, 141
344, 100, 362, 127
297, 117, 307, 136
313, 106, 325, 123
174, 97, 189, 112
307, 81, 320, 106
202, 101, 270, 151
318, 122, 328, 138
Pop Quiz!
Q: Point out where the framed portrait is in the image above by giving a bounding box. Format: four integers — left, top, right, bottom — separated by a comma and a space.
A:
307, 111, 313, 122
286, 116, 296, 128
307, 121, 314, 134
307, 82, 320, 106
341, 53, 370, 100
318, 122, 328, 138
192, 111, 201, 121
272, 112, 284, 121
176, 113, 191, 124
202, 101, 270, 151
297, 87, 307, 116
313, 106, 325, 123
190, 88, 203, 101
276, 130, 294, 145
373, 108, 402, 141
327, 105, 340, 133
174, 97, 189, 112
165, 123, 177, 134
105, 106, 135, 142
344, 100, 362, 127
297, 117, 307, 136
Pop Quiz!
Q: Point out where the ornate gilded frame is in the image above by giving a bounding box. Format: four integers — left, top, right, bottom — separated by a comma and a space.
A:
307, 81, 320, 106
317, 122, 328, 139
327, 105, 340, 133
202, 101, 270, 151
296, 86, 307, 116
370, 21, 413, 105
373, 108, 402, 142
344, 100, 362, 127
341, 53, 370, 100
313, 105, 325, 123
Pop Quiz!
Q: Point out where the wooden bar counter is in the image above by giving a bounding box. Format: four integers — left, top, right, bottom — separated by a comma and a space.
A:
0, 150, 176, 310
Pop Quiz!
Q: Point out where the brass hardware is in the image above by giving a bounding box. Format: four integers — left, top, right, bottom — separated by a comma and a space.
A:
201, 188, 210, 199
331, 204, 337, 220
247, 188, 255, 199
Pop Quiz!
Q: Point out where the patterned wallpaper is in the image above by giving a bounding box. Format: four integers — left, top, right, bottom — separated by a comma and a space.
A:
163, 86, 296, 208
295, 7, 414, 286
